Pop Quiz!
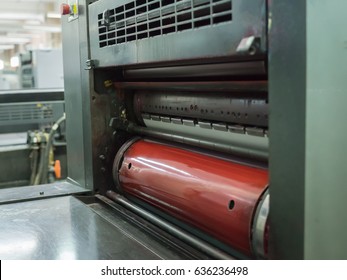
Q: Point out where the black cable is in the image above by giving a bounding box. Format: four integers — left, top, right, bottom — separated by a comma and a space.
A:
33, 143, 46, 185
32, 114, 66, 185
40, 114, 66, 184
29, 147, 39, 185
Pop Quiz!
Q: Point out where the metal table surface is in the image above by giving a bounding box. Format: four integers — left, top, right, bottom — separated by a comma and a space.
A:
0, 181, 88, 204
0, 195, 192, 260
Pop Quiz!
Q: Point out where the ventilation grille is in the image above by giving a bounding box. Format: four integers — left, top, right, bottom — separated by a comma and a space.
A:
98, 0, 232, 48
0, 104, 54, 124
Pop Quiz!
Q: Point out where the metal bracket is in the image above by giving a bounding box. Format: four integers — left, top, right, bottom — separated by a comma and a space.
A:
245, 127, 265, 137
101, 9, 110, 27
109, 117, 121, 129
85, 59, 95, 70
236, 36, 261, 55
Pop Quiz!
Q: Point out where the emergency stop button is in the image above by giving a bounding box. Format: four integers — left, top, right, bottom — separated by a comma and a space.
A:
60, 3, 71, 15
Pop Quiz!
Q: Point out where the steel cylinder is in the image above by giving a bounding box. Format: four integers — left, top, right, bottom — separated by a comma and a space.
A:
113, 138, 268, 257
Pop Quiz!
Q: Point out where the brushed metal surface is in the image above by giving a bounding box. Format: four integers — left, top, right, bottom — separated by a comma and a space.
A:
0, 181, 88, 205
0, 196, 190, 259
142, 119, 268, 160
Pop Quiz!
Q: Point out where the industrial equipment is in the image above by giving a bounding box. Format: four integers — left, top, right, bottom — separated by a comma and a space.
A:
0, 89, 67, 188
0, 0, 346, 260
0, 89, 64, 133
62, 0, 270, 259
19, 49, 64, 89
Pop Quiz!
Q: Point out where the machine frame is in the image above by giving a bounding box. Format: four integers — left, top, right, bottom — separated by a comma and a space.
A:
0, 0, 346, 260
60, 0, 347, 259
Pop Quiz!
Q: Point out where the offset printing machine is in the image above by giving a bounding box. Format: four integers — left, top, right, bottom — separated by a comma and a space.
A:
0, 0, 346, 260
0, 89, 67, 188
68, 0, 269, 259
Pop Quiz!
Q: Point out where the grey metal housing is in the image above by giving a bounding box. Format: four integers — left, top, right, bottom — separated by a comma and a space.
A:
89, 0, 267, 67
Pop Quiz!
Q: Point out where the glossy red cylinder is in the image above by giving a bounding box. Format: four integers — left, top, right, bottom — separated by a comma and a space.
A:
113, 139, 268, 256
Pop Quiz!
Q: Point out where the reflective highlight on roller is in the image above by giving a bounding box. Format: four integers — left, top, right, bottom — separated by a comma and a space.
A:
113, 138, 269, 257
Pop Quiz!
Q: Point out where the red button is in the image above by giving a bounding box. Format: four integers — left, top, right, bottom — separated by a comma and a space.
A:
60, 3, 71, 15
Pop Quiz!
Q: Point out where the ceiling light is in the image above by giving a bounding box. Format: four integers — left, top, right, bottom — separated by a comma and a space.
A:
25, 20, 42, 25
10, 56, 19, 68
7, 33, 40, 38
0, 26, 26, 33
0, 45, 15, 50
0, 37, 30, 44
47, 12, 61, 19
0, 13, 44, 22
0, 19, 23, 25
23, 25, 61, 33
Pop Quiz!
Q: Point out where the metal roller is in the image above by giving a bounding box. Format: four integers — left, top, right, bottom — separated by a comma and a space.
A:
123, 62, 267, 80
130, 91, 269, 161
134, 91, 268, 127
113, 138, 269, 257
132, 120, 269, 161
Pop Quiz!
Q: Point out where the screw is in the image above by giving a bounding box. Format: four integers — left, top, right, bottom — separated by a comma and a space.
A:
104, 80, 113, 88
99, 154, 106, 161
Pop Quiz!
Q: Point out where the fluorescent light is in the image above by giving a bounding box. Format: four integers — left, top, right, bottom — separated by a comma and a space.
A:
0, 19, 23, 25
0, 45, 15, 50
25, 20, 42, 25
0, 37, 30, 44
23, 25, 61, 33
0, 60, 4, 70
0, 26, 27, 33
10, 56, 19, 68
47, 12, 61, 19
7, 33, 41, 38
0, 13, 44, 22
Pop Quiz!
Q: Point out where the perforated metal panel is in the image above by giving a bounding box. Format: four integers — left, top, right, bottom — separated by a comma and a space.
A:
89, 0, 266, 67
0, 102, 62, 126
98, 0, 232, 47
